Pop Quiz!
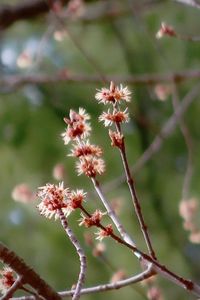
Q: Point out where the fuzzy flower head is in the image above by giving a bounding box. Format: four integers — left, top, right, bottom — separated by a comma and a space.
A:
95, 81, 131, 104
95, 224, 113, 241
79, 210, 106, 227
76, 156, 105, 177
156, 22, 176, 39
61, 108, 91, 144
67, 189, 87, 212
99, 108, 129, 127
69, 140, 103, 157
109, 130, 124, 149
0, 266, 16, 295
37, 182, 70, 220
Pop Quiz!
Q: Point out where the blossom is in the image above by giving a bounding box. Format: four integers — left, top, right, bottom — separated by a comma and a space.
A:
37, 182, 70, 220
156, 22, 176, 39
95, 81, 131, 104
79, 210, 106, 227
61, 108, 91, 144
67, 189, 87, 212
76, 156, 105, 177
0, 266, 16, 295
99, 108, 129, 127
95, 224, 113, 241
109, 130, 124, 148
69, 140, 102, 157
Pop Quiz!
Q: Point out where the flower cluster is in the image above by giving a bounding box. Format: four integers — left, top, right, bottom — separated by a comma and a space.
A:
79, 210, 106, 227
95, 224, 113, 241
95, 82, 131, 149
37, 182, 86, 220
0, 266, 16, 295
62, 108, 105, 177
95, 81, 131, 104
61, 108, 91, 145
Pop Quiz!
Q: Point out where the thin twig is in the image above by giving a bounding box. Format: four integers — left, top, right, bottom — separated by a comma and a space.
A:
90, 177, 141, 258
2, 68, 200, 90
115, 121, 156, 260
172, 86, 193, 200
60, 264, 153, 297
58, 209, 86, 300
102, 84, 200, 193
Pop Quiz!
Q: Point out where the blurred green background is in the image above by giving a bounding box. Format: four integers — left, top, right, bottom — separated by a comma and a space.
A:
1, 0, 200, 299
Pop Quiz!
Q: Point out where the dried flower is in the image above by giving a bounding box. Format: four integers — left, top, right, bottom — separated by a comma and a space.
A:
37, 182, 70, 220
69, 140, 102, 157
156, 22, 176, 39
12, 183, 34, 203
61, 108, 91, 144
99, 108, 129, 127
109, 130, 124, 149
0, 266, 16, 295
95, 82, 131, 104
95, 224, 113, 241
76, 156, 105, 177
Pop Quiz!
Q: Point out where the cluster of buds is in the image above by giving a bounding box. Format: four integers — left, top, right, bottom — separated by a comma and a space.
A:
0, 266, 16, 295
62, 108, 105, 177
95, 81, 131, 149
156, 22, 176, 39
179, 198, 200, 243
79, 210, 113, 241
37, 182, 86, 220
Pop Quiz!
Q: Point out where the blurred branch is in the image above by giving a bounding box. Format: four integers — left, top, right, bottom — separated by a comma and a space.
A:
2, 68, 200, 90
0, 0, 69, 30
174, 0, 200, 9
0, 242, 62, 300
172, 86, 193, 200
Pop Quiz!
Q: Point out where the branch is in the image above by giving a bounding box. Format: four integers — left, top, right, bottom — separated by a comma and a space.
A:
0, 242, 62, 300
102, 84, 200, 193
0, 0, 70, 30
58, 209, 86, 300
90, 177, 141, 258
2, 69, 200, 91
174, 0, 200, 9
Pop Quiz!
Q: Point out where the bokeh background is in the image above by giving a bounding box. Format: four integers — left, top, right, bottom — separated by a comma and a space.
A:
1, 0, 200, 299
